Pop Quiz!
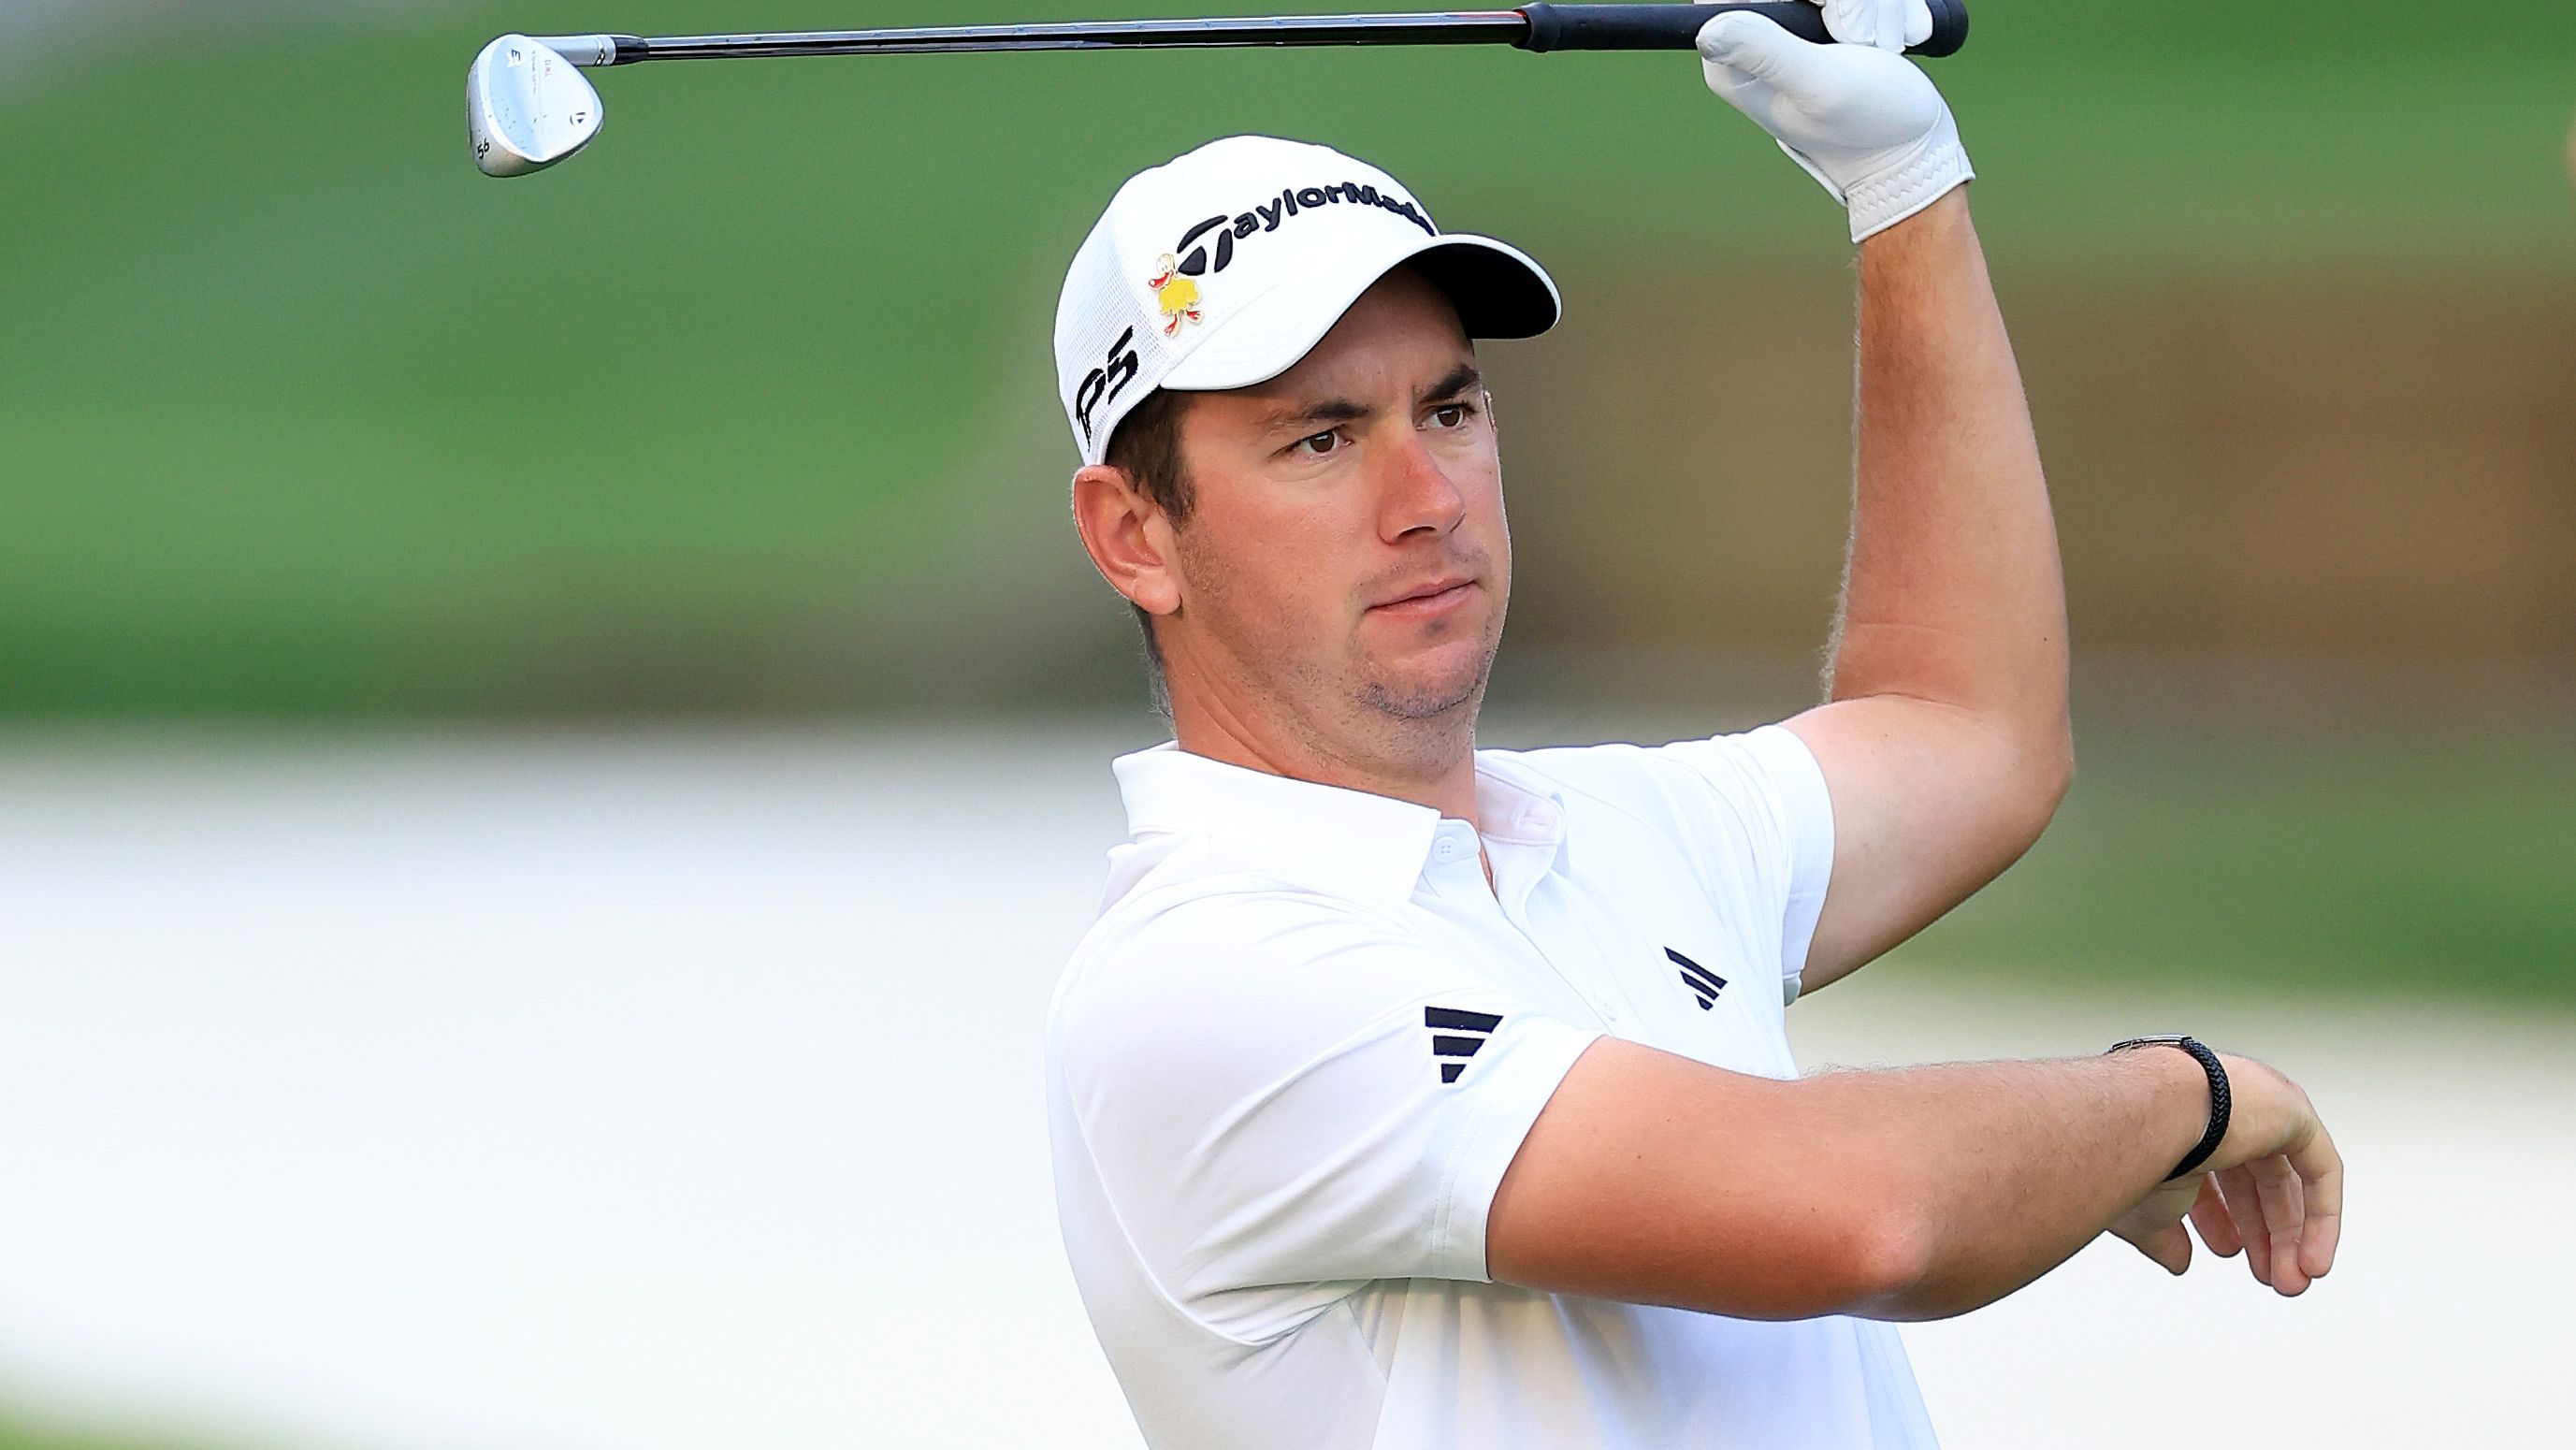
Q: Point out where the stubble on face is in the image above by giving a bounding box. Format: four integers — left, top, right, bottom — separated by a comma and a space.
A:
1173, 526, 1505, 778
1350, 551, 1507, 724
1186, 521, 1501, 673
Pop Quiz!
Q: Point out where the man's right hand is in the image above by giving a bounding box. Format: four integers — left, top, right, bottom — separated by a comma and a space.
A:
2107, 1051, 2344, 1297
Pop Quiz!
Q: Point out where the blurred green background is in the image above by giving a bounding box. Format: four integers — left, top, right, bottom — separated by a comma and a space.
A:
2, 0, 2570, 999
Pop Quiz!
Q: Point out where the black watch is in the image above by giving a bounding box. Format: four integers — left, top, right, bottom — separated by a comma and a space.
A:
2108, 1035, 2231, 1181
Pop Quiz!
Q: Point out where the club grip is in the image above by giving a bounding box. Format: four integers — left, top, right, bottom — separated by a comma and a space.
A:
1518, 1, 1968, 58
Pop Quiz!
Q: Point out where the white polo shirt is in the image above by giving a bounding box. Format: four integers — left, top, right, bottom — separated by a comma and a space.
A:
1044, 727, 1939, 1449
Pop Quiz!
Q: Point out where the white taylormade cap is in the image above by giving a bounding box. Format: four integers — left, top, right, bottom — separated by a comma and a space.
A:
1053, 135, 1562, 466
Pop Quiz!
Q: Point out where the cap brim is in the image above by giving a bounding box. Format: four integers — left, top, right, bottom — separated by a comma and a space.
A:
1162, 233, 1560, 393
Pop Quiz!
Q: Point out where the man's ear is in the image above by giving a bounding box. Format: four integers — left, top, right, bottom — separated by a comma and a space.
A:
1071, 463, 1180, 618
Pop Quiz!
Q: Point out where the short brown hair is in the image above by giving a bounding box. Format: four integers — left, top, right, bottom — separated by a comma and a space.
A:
1104, 387, 1195, 714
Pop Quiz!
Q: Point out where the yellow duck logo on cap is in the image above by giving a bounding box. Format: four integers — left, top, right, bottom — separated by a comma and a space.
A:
1148, 253, 1203, 337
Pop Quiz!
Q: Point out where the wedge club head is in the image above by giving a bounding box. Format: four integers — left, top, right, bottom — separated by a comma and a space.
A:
468, 35, 602, 178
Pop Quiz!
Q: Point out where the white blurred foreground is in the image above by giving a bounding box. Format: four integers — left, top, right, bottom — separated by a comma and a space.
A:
1, 727, 2566, 1449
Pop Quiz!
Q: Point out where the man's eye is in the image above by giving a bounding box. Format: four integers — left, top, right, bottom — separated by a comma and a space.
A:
1430, 402, 1472, 428
1293, 431, 1339, 457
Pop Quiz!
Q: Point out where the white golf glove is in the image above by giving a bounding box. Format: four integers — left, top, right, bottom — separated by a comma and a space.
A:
1696, 0, 1973, 243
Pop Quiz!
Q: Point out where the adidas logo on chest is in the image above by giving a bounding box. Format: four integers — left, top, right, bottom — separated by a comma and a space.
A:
1668, 947, 1729, 1010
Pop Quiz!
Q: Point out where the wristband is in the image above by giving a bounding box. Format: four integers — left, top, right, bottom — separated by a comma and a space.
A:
2108, 1035, 2231, 1181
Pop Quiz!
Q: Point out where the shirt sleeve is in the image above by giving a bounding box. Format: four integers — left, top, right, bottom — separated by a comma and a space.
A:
1645, 725, 1839, 1003
1052, 888, 1602, 1343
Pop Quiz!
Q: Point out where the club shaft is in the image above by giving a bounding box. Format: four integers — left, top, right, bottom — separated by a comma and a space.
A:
540, 3, 1966, 66
564, 13, 1523, 63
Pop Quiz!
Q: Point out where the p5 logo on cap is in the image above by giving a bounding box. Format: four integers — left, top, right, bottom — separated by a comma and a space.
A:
1074, 327, 1141, 446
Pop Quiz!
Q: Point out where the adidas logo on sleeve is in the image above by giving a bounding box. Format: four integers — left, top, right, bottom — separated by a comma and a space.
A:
1425, 1006, 1503, 1084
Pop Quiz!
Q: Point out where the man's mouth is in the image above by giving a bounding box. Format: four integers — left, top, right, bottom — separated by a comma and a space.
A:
1368, 576, 1477, 616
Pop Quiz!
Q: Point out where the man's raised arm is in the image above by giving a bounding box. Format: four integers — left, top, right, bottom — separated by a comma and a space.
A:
1698, 6, 2072, 992
1789, 190, 2069, 988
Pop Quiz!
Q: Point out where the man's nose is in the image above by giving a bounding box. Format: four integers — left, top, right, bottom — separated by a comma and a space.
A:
1374, 428, 1467, 543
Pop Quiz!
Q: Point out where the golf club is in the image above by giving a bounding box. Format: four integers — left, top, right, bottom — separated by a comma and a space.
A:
470, 2, 1970, 176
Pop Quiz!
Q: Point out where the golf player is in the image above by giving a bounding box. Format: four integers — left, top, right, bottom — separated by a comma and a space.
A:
1044, 2, 2344, 1444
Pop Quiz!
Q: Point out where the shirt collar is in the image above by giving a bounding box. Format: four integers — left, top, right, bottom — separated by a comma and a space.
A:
1110, 742, 1567, 905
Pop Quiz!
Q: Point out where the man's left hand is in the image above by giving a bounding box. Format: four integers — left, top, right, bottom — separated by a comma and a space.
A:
1696, 0, 1973, 242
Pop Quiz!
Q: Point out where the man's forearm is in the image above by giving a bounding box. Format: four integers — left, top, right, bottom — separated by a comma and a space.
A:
1491, 1037, 2217, 1322
1833, 1047, 2210, 1321
1837, 190, 2066, 738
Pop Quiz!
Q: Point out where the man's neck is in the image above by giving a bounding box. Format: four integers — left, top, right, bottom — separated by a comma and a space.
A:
1167, 681, 1483, 825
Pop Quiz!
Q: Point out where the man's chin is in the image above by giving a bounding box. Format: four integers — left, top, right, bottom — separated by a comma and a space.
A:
1356, 647, 1496, 722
